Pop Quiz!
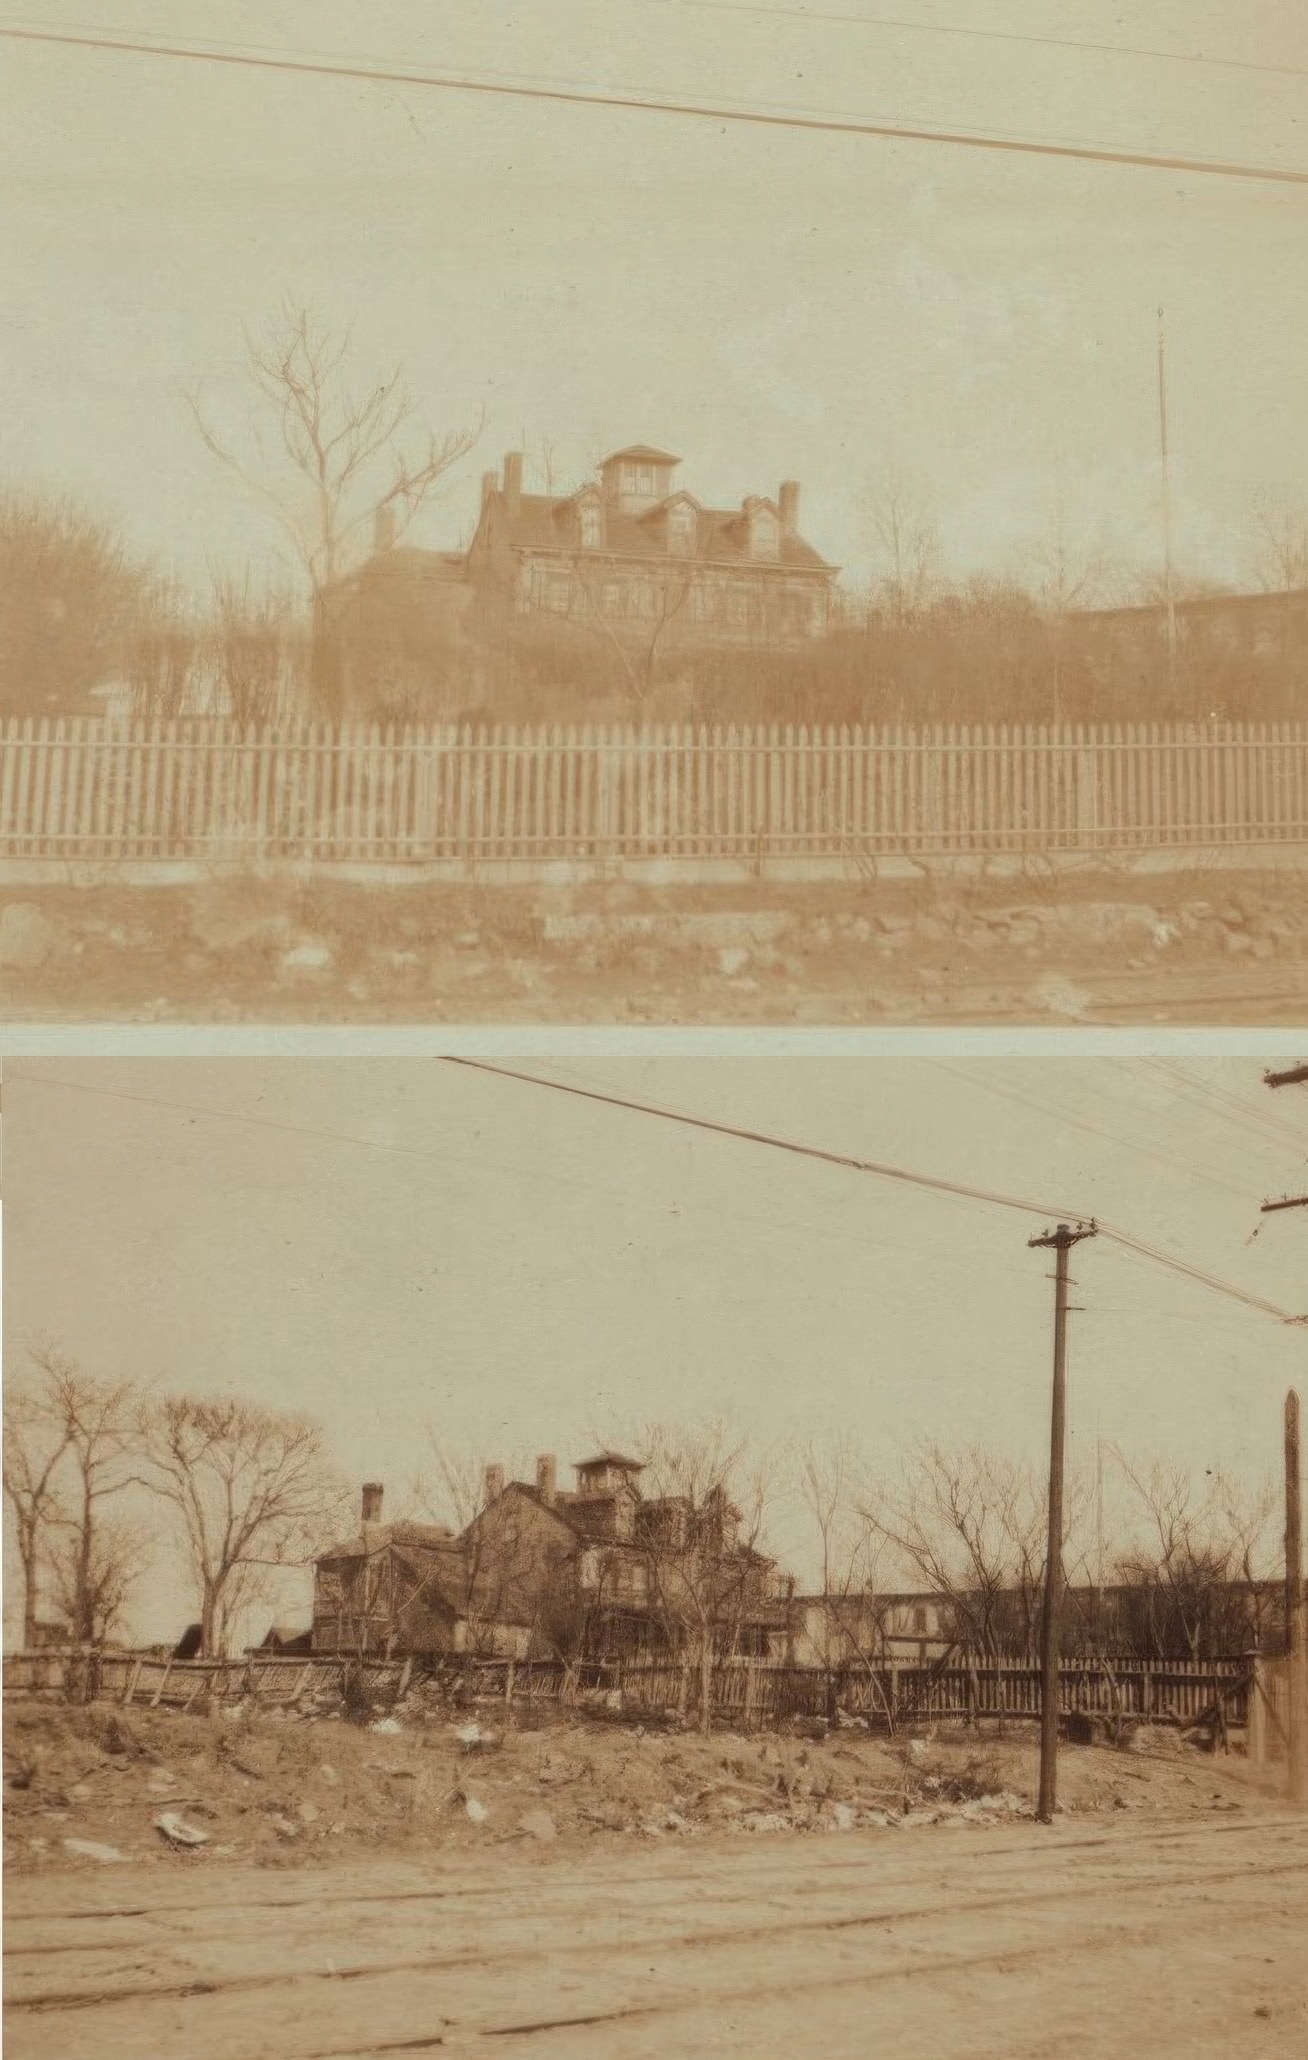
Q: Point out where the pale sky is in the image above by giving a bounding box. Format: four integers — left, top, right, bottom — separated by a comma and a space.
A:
2, 2, 1307, 599
3, 1054, 1306, 1641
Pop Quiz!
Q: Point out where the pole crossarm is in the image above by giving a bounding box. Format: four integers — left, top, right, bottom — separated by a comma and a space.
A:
1265, 1065, 1308, 1089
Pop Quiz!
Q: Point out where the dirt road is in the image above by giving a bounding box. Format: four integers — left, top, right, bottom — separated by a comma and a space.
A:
6, 1807, 1305, 2059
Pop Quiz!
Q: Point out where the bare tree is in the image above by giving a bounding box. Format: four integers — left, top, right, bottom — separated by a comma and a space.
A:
210, 569, 298, 728
125, 581, 205, 722
1110, 1455, 1277, 1660
566, 557, 697, 706
47, 1509, 150, 1646
139, 1394, 346, 1657
1025, 502, 1118, 723
22, 1344, 140, 1646
188, 302, 481, 601
867, 466, 940, 629
1247, 493, 1308, 593
637, 1420, 778, 1732
0, 486, 154, 719
2, 1375, 72, 1646
796, 1434, 892, 1698
865, 1441, 1086, 1657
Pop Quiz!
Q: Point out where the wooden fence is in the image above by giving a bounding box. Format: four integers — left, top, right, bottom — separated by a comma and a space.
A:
3, 1647, 1251, 1732
2, 717, 1306, 866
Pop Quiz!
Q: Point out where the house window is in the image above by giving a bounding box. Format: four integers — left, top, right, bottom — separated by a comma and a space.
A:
667, 505, 694, 556
637, 464, 654, 495
913, 1606, 928, 1634
602, 581, 623, 615
546, 575, 572, 614
579, 503, 601, 549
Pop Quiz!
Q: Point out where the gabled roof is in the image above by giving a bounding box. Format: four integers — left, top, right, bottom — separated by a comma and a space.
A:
487, 490, 832, 573
600, 445, 681, 467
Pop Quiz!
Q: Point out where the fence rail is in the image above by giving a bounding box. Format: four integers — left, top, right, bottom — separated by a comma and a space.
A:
2, 717, 1306, 865
3, 1647, 1251, 1731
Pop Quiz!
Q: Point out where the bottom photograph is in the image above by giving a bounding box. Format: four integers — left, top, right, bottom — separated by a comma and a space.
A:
3, 1053, 1307, 2060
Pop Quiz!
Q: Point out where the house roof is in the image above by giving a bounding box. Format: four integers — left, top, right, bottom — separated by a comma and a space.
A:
495, 491, 832, 573
600, 445, 682, 466
574, 1451, 646, 1473
317, 1519, 457, 1562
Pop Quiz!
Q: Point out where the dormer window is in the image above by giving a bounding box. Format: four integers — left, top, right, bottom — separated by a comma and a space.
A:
667, 504, 695, 556
624, 463, 655, 496
579, 502, 602, 549
749, 507, 780, 561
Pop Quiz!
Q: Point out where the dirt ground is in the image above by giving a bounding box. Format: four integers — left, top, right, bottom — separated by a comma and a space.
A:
2, 866, 1306, 1022
1, 1693, 1286, 1877
5, 1717, 1304, 2058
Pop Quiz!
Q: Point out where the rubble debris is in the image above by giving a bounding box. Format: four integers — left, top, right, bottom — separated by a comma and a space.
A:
62, 1838, 128, 1864
154, 1812, 211, 1848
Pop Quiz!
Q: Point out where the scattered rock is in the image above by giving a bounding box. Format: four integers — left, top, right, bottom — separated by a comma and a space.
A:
63, 1838, 128, 1864
297, 1800, 321, 1825
155, 1812, 210, 1849
831, 1802, 856, 1832
280, 938, 333, 975
370, 1717, 402, 1736
464, 1795, 489, 1825
267, 1814, 300, 1841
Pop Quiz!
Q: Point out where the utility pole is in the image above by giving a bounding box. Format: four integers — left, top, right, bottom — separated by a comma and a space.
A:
1287, 1390, 1306, 1804
1029, 1219, 1097, 1824
1157, 306, 1178, 699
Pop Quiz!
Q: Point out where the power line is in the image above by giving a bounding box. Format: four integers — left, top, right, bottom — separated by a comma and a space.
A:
443, 1059, 1307, 1324
643, 1, 1308, 81
2, 21, 1305, 186
928, 1060, 1257, 1204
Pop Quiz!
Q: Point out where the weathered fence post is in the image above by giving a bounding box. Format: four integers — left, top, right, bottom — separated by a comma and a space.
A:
1246, 1651, 1267, 1768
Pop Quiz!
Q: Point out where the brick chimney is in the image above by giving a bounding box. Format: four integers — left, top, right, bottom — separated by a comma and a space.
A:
503, 452, 523, 520
481, 469, 497, 514
373, 503, 397, 555
361, 1482, 384, 1524
483, 1462, 505, 1506
536, 1453, 557, 1507
778, 481, 800, 538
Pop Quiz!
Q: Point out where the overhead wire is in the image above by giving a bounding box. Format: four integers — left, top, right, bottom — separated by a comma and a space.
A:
642, 1, 1308, 80
1133, 1058, 1308, 1159
1, 21, 1305, 185
443, 1058, 1307, 1324
927, 1060, 1258, 1204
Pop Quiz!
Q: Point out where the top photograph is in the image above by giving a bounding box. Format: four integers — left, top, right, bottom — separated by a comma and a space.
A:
2, 3, 1305, 1027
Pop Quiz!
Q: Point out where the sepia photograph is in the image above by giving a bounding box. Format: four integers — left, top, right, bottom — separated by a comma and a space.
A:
1, 4, 1306, 1024
2, 1054, 1306, 2055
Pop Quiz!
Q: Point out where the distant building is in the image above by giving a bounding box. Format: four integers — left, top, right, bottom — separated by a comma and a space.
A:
312, 1483, 468, 1657
310, 1459, 790, 1661
467, 445, 838, 646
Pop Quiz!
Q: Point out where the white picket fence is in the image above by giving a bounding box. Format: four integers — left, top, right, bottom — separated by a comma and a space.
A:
1, 716, 1306, 865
